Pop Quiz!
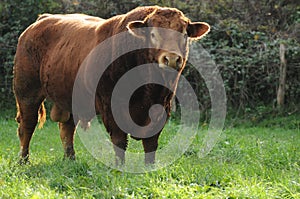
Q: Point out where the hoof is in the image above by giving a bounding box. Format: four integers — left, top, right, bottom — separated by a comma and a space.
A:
19, 156, 30, 165
63, 154, 76, 160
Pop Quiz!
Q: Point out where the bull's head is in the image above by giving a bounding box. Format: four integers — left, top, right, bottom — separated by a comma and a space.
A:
126, 7, 210, 71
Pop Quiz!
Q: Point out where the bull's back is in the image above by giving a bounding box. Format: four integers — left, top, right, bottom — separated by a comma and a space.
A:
37, 13, 105, 22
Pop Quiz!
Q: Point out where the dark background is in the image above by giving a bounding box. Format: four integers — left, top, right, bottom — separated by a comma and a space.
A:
0, 0, 299, 116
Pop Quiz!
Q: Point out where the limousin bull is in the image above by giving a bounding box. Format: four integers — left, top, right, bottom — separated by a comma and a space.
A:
13, 6, 210, 164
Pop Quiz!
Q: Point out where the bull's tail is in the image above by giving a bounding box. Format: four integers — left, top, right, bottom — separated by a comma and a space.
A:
38, 102, 46, 129
15, 101, 46, 129
15, 102, 21, 124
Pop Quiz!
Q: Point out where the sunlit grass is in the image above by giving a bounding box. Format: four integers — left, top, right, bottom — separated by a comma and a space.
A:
0, 111, 299, 198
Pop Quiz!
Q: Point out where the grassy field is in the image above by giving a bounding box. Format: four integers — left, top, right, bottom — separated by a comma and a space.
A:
0, 111, 299, 198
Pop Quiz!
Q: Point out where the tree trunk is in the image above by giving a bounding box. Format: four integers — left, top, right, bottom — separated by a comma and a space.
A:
277, 43, 287, 108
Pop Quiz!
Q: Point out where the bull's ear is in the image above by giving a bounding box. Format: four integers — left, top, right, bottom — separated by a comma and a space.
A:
187, 22, 210, 40
127, 21, 146, 39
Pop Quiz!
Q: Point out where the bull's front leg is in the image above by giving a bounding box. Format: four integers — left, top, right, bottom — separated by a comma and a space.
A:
110, 130, 128, 165
142, 133, 160, 164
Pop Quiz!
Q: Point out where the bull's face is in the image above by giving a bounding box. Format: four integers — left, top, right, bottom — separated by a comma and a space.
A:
127, 8, 210, 71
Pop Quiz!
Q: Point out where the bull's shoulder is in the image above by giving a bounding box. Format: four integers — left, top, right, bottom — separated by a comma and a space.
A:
124, 6, 159, 21
69, 14, 105, 22
37, 13, 52, 21
55, 13, 104, 23
102, 6, 159, 34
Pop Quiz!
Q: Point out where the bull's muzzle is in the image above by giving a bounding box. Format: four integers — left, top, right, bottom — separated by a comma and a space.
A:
159, 52, 183, 69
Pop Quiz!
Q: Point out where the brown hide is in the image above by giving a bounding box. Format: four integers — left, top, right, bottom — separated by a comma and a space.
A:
13, 6, 210, 164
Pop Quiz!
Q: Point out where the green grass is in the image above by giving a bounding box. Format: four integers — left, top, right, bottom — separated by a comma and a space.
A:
0, 111, 299, 198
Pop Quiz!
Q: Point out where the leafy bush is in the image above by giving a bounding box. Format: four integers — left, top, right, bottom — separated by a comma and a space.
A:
182, 0, 300, 109
0, 0, 63, 108
0, 0, 299, 112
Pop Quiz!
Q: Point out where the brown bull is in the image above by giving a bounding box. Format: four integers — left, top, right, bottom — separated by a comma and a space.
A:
13, 6, 210, 164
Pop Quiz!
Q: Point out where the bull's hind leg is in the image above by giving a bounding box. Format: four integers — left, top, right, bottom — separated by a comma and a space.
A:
16, 100, 45, 164
59, 115, 76, 160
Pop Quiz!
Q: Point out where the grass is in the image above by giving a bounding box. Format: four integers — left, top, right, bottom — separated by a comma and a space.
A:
0, 110, 299, 198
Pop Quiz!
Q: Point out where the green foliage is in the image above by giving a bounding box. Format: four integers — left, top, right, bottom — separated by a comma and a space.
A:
184, 12, 299, 109
0, 0, 63, 108
181, 0, 300, 109
0, 115, 299, 198
0, 0, 299, 110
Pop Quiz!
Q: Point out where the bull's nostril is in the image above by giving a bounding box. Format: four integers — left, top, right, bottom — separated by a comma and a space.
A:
163, 56, 169, 66
176, 56, 182, 66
